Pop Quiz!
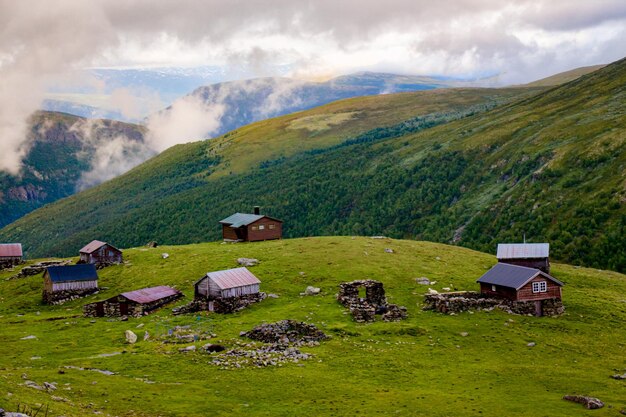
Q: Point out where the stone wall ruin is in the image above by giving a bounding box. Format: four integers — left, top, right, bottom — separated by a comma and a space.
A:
337, 279, 407, 323
422, 291, 564, 317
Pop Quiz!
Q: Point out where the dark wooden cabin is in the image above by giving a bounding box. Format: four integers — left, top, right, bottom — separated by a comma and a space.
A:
79, 240, 123, 265
43, 264, 99, 304
497, 243, 550, 273
477, 262, 563, 304
0, 243, 23, 268
84, 286, 183, 318
219, 207, 282, 242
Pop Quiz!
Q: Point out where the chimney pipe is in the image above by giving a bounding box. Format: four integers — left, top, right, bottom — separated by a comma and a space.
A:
253, 206, 260, 215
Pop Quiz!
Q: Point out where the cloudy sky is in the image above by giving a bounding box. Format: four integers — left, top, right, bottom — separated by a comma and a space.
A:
1, 0, 625, 174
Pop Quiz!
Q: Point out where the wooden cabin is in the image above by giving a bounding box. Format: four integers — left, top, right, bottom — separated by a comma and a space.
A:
84, 286, 183, 318
477, 262, 563, 304
219, 206, 282, 242
497, 243, 550, 273
0, 243, 23, 268
79, 240, 123, 265
195, 267, 261, 312
43, 264, 99, 304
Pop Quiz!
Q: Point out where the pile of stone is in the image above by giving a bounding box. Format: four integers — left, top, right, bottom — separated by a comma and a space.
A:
337, 280, 407, 323
237, 258, 259, 267
159, 325, 215, 344
242, 320, 328, 346
210, 340, 316, 369
10, 260, 71, 279
423, 291, 565, 316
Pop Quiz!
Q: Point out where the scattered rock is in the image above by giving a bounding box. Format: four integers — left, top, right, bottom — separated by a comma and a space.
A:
20, 335, 37, 340
460, 332, 469, 337
384, 248, 394, 253
415, 277, 431, 285
371, 236, 387, 239
51, 395, 69, 402
267, 293, 279, 299
125, 330, 137, 344
43, 382, 57, 391
143, 331, 150, 341
63, 366, 115, 375
24, 380, 44, 390
203, 343, 225, 353
237, 258, 259, 267
427, 288, 439, 295
527, 342, 536, 347
136, 323, 144, 328
611, 373, 626, 380
179, 345, 197, 353
301, 286, 321, 296
563, 395, 604, 409
161, 253, 169, 259
442, 287, 451, 291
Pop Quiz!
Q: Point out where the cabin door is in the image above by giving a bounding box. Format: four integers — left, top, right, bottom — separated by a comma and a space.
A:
534, 301, 543, 317
120, 303, 129, 316
96, 303, 105, 317
208, 301, 214, 312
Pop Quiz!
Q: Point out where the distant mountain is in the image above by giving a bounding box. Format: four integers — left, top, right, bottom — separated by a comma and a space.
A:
165, 72, 482, 138
0, 111, 145, 228
41, 99, 129, 122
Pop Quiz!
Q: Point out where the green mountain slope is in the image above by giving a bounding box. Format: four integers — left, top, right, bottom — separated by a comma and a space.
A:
0, 111, 145, 227
1, 59, 624, 271
1, 237, 625, 417
0, 87, 534, 253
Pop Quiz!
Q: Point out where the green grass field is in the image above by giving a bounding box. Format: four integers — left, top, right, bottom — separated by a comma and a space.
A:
1, 237, 624, 416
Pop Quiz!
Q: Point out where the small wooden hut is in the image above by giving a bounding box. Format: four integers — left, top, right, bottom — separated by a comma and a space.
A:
84, 286, 183, 318
79, 240, 123, 265
0, 243, 23, 268
219, 206, 282, 242
43, 264, 99, 304
497, 243, 550, 273
194, 267, 262, 312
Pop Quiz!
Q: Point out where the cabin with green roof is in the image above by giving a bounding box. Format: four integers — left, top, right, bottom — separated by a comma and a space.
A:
219, 206, 282, 242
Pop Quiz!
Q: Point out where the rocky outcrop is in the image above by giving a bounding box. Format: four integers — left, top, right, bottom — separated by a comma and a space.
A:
563, 395, 604, 409
12, 260, 71, 278
242, 320, 328, 345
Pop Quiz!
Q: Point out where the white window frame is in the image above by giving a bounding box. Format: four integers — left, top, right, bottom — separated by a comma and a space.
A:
491, 285, 496, 291
258, 225, 265, 230
532, 281, 547, 293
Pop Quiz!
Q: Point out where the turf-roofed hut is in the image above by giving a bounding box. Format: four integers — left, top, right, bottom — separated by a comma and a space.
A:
497, 243, 550, 273
43, 264, 99, 304
0, 243, 23, 269
219, 206, 282, 242
477, 263, 564, 316
84, 286, 183, 318
193, 267, 266, 313
79, 240, 123, 267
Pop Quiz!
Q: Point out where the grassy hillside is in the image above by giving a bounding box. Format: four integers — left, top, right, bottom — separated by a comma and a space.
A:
0, 111, 145, 228
0, 237, 625, 417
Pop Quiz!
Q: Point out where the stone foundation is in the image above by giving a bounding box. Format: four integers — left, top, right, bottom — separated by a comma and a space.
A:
43, 288, 99, 305
83, 293, 184, 318
173, 292, 266, 315
337, 280, 407, 323
422, 291, 564, 317
0, 259, 23, 270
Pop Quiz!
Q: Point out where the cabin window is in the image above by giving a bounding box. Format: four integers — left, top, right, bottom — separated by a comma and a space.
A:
269, 224, 275, 230
259, 225, 265, 230
532, 281, 547, 293
251, 226, 258, 231
491, 285, 496, 292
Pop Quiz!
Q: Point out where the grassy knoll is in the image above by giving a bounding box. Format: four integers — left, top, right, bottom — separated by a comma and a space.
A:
1, 237, 625, 416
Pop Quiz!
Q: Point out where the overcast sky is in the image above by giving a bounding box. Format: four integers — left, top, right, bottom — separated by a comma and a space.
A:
0, 0, 625, 174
